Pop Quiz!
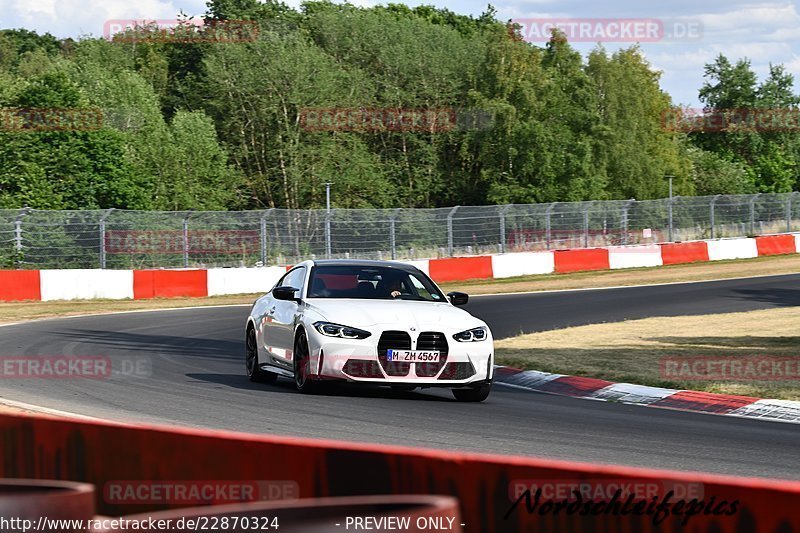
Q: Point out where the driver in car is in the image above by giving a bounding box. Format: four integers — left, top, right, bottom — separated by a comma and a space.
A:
379, 275, 405, 298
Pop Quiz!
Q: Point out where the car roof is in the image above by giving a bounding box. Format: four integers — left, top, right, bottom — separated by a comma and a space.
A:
311, 259, 421, 273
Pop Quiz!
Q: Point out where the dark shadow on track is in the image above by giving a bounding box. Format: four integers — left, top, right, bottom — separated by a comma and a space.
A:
48, 329, 242, 359
729, 288, 800, 307
186, 373, 454, 402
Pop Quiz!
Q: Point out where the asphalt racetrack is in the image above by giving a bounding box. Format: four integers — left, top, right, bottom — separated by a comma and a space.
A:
1, 273, 799, 479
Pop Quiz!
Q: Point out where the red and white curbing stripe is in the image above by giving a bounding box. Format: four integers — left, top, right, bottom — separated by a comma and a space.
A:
0, 233, 799, 302
494, 367, 800, 424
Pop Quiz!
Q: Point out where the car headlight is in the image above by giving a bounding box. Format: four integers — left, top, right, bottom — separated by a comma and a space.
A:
313, 321, 371, 339
453, 326, 488, 342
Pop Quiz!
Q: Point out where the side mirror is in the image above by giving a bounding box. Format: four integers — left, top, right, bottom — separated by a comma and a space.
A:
447, 291, 469, 306
273, 286, 300, 302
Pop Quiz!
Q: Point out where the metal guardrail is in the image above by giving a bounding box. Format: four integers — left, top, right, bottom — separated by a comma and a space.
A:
2, 193, 799, 269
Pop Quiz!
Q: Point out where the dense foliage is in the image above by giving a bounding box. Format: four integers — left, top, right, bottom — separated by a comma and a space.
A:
0, 1, 798, 210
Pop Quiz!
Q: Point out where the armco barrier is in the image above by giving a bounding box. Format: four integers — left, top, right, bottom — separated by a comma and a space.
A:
133, 270, 208, 299
553, 248, 610, 273
659, 241, 710, 265
1, 412, 800, 532
755, 234, 797, 256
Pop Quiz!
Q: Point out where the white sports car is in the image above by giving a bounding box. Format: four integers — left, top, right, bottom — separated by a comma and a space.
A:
245, 259, 494, 402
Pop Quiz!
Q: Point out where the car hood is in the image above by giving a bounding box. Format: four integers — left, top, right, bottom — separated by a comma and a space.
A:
305, 299, 483, 330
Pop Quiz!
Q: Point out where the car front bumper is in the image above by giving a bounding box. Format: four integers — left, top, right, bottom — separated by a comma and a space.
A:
307, 329, 494, 386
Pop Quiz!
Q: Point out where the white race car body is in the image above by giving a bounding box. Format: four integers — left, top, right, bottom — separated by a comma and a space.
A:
245, 260, 494, 399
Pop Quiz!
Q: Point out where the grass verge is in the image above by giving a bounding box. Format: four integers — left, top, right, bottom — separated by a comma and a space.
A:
495, 307, 800, 400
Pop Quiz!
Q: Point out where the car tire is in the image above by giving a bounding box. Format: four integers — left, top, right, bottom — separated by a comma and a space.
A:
452, 383, 491, 402
293, 330, 317, 393
246, 327, 277, 384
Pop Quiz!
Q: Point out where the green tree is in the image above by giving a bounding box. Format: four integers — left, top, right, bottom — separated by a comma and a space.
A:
586, 46, 687, 199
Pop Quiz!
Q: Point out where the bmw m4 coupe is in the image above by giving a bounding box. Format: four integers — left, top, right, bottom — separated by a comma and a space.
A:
245, 259, 494, 402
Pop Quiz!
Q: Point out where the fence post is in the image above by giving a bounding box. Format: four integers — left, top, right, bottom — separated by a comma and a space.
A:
621, 199, 635, 245
545, 203, 555, 250
710, 195, 721, 240
447, 206, 459, 257
325, 210, 332, 259
499, 205, 511, 254
260, 208, 274, 266
390, 208, 401, 260
13, 220, 21, 267
667, 196, 680, 242
13, 207, 30, 269
787, 192, 799, 233
749, 193, 760, 236
182, 215, 190, 268
99, 208, 115, 269
583, 202, 593, 248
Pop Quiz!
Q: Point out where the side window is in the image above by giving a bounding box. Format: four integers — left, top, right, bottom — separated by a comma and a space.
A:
409, 274, 441, 301
281, 267, 306, 292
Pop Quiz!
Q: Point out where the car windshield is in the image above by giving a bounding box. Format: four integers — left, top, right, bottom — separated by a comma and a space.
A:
307, 265, 446, 302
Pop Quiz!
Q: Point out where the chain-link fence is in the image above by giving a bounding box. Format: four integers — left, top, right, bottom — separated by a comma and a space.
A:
2, 193, 800, 269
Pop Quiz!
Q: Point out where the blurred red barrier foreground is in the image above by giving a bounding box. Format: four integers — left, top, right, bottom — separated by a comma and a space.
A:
1, 411, 800, 532
0, 479, 95, 533
96, 496, 461, 532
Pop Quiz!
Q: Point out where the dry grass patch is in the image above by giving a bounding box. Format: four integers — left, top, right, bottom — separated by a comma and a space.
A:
495, 306, 800, 400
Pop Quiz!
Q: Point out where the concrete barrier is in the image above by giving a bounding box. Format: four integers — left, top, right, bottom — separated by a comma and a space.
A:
40, 270, 134, 301
207, 267, 285, 297
401, 260, 431, 276
607, 245, 663, 270
491, 252, 554, 278
133, 270, 208, 299
428, 256, 493, 283
706, 238, 759, 261
659, 241, 709, 265
755, 234, 797, 256
0, 270, 40, 301
3, 232, 800, 302
554, 249, 610, 273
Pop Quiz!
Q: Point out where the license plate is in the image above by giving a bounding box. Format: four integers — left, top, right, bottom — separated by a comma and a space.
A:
386, 349, 440, 363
